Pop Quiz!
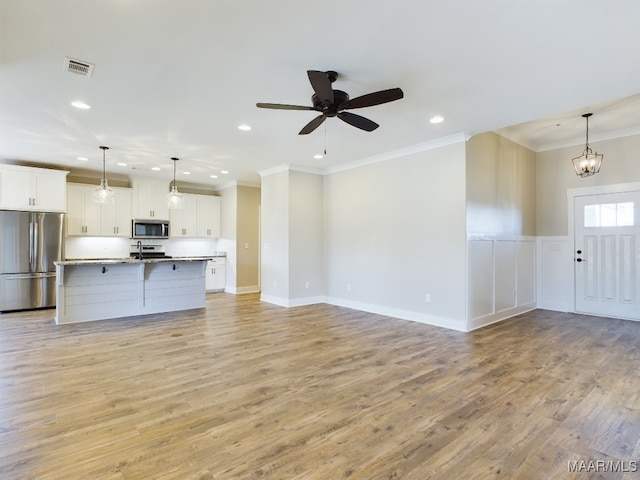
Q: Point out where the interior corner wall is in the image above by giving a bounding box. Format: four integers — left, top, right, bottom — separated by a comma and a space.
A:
466, 132, 537, 330
324, 141, 468, 331
236, 185, 261, 292
217, 185, 238, 292
260, 170, 290, 305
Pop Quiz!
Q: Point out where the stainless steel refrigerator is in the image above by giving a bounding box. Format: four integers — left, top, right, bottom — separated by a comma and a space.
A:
0, 211, 65, 311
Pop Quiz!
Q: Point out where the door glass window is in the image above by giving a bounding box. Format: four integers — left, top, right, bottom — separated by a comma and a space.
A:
584, 202, 634, 227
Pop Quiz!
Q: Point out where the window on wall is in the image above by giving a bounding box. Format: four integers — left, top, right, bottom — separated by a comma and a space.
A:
584, 202, 634, 227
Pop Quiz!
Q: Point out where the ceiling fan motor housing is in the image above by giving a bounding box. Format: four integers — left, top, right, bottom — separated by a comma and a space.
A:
313, 90, 350, 116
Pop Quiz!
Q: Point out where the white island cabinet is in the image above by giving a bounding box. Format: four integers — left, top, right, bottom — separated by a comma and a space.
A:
54, 258, 212, 324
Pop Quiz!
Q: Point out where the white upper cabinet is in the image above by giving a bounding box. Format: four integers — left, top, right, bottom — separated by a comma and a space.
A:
169, 194, 197, 237
132, 179, 170, 220
66, 183, 132, 237
196, 195, 221, 238
0, 164, 68, 212
169, 193, 221, 238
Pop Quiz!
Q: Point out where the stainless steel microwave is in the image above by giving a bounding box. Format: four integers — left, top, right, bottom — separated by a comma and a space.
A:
131, 219, 170, 239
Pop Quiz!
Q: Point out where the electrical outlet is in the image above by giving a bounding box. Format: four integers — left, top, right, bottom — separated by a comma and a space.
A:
425, 293, 431, 303
305, 281, 309, 289
346, 283, 351, 292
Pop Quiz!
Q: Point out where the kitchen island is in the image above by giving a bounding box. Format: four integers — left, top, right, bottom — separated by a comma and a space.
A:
54, 257, 219, 324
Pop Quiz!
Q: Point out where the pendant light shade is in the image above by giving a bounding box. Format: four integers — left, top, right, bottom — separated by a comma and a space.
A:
572, 113, 603, 178
167, 157, 183, 210
92, 146, 115, 203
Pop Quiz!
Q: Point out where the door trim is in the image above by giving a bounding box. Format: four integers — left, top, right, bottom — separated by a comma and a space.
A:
567, 181, 640, 313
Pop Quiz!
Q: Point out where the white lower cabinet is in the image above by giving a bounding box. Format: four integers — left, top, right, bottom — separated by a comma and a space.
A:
205, 258, 226, 292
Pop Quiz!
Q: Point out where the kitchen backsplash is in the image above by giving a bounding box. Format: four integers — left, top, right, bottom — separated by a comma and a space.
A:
65, 236, 221, 259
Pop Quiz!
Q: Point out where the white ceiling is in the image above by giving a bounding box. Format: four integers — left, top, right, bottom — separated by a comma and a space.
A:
2, 0, 640, 188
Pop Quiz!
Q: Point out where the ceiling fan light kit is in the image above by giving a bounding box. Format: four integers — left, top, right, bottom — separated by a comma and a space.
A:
257, 70, 404, 135
572, 113, 603, 178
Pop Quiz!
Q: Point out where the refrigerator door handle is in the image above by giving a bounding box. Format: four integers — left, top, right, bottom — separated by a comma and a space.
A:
29, 221, 34, 267
6, 272, 56, 280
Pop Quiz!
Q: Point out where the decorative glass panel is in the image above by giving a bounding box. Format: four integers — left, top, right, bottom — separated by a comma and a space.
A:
584, 204, 599, 227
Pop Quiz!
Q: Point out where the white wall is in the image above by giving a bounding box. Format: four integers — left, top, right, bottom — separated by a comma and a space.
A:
260, 170, 290, 304
324, 141, 468, 331
289, 171, 324, 303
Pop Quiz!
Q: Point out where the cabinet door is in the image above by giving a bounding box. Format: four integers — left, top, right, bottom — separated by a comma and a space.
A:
32, 172, 67, 212
100, 188, 132, 236
66, 185, 87, 236
206, 260, 226, 291
114, 188, 132, 237
170, 194, 197, 237
0, 168, 31, 209
196, 196, 221, 237
133, 180, 169, 220
66, 184, 100, 236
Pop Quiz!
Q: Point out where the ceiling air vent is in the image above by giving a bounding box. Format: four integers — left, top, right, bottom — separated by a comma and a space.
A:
63, 57, 94, 77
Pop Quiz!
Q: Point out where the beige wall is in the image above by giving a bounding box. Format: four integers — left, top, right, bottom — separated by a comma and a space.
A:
236, 185, 261, 289
466, 132, 536, 236
536, 133, 640, 236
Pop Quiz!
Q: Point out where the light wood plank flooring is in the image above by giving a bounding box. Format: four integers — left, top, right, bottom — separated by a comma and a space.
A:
1, 293, 640, 479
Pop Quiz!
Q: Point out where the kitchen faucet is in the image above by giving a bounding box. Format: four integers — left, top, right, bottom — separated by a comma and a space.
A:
136, 240, 143, 260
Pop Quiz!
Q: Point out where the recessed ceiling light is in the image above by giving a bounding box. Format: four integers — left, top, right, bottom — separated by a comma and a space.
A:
430, 115, 444, 124
71, 101, 91, 110
77, 156, 88, 162
238, 124, 251, 131
183, 171, 191, 175
116, 162, 127, 167
151, 167, 161, 171
221, 170, 229, 174
210, 174, 218, 179
313, 154, 323, 159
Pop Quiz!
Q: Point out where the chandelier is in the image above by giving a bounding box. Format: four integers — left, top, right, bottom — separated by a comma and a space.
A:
572, 113, 603, 178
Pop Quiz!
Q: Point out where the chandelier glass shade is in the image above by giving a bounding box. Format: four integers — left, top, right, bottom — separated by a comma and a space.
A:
92, 146, 115, 203
167, 157, 184, 210
572, 113, 603, 178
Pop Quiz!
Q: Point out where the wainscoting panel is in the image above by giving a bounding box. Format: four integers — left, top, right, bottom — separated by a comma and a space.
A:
468, 235, 536, 331
536, 236, 571, 312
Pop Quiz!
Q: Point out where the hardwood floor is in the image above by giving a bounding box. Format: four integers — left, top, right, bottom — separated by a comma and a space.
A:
1, 294, 639, 479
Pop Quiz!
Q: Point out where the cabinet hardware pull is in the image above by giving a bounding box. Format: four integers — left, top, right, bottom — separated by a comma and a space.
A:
101, 266, 106, 273
172, 264, 176, 271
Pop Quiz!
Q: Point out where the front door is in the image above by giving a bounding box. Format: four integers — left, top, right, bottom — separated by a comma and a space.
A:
574, 191, 640, 320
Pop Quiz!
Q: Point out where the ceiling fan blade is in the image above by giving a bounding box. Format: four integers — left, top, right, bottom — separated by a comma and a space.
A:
337, 112, 379, 132
256, 102, 315, 111
307, 70, 334, 105
340, 87, 404, 110
298, 114, 326, 135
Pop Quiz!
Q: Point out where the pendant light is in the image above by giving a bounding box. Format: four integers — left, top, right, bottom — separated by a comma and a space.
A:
572, 113, 603, 178
92, 145, 115, 203
167, 157, 184, 209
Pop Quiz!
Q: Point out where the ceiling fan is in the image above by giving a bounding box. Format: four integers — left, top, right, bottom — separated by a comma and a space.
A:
256, 70, 404, 135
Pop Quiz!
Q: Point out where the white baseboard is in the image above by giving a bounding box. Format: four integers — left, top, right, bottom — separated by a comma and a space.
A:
260, 294, 324, 307
467, 302, 536, 331
226, 285, 261, 294
536, 301, 570, 312
325, 297, 468, 332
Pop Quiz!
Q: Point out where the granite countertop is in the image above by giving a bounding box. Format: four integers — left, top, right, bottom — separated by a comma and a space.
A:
55, 254, 226, 266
